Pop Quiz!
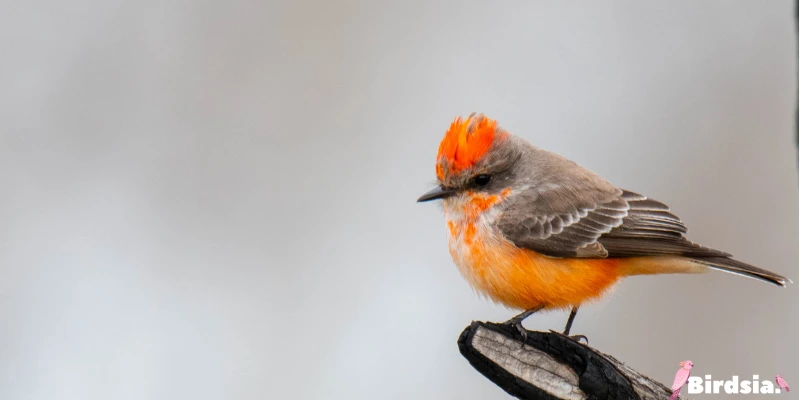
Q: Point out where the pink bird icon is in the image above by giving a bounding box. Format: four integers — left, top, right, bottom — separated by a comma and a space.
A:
776, 375, 789, 392
669, 360, 694, 400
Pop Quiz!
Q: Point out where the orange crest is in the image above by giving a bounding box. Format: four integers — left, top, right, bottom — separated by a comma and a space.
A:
436, 114, 502, 180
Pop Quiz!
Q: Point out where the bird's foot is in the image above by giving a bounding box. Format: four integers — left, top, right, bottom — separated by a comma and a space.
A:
504, 317, 530, 344
549, 329, 589, 345
502, 306, 544, 346
568, 334, 589, 345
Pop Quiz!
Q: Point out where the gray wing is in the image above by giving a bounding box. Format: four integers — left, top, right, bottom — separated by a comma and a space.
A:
498, 189, 729, 259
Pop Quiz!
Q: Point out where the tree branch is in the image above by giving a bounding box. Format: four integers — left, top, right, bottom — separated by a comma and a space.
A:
458, 321, 685, 400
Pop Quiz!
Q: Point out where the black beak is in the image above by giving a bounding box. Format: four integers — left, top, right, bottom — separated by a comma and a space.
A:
417, 186, 457, 202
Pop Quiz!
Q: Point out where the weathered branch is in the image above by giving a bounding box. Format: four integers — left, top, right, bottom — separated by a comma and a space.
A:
458, 321, 685, 400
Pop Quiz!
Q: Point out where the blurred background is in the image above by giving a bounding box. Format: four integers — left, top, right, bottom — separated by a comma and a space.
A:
1, 1, 797, 399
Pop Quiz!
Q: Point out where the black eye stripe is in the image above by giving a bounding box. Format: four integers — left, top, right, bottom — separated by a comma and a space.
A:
473, 174, 491, 186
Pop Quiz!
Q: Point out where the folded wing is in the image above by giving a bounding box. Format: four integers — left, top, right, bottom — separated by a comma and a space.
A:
498, 187, 786, 286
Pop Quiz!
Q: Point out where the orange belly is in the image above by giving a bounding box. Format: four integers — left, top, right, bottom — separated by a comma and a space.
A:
462, 239, 620, 310
446, 218, 621, 311
443, 190, 623, 311
443, 191, 705, 311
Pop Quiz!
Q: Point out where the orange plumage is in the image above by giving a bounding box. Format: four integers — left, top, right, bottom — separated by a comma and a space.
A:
444, 191, 622, 310
444, 191, 703, 310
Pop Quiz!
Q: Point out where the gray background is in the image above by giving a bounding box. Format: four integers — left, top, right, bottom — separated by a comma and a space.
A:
0, 1, 796, 399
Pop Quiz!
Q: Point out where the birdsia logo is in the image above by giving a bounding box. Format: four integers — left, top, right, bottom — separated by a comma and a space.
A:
686, 375, 789, 395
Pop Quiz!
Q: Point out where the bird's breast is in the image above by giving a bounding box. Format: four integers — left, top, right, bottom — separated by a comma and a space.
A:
442, 191, 621, 310
442, 192, 506, 282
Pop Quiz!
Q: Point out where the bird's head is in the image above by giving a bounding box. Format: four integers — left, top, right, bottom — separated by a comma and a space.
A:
417, 113, 524, 203
679, 360, 694, 369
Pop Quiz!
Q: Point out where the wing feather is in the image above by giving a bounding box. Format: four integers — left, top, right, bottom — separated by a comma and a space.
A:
498, 188, 726, 258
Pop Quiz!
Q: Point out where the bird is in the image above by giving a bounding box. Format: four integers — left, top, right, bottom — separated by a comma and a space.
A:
776, 375, 790, 392
670, 360, 694, 400
417, 113, 788, 339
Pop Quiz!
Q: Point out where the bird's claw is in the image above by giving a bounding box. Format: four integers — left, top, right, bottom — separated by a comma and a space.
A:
504, 318, 529, 345
549, 329, 589, 345
568, 334, 589, 345
502, 306, 544, 347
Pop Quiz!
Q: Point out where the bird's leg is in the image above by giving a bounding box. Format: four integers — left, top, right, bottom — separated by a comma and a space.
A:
562, 306, 579, 335
503, 306, 544, 342
562, 306, 588, 344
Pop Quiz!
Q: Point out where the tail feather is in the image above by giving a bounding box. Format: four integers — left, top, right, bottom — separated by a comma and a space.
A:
617, 255, 789, 287
689, 256, 788, 287
618, 256, 708, 277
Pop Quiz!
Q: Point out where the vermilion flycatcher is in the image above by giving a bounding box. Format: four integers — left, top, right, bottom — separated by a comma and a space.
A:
418, 113, 787, 339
